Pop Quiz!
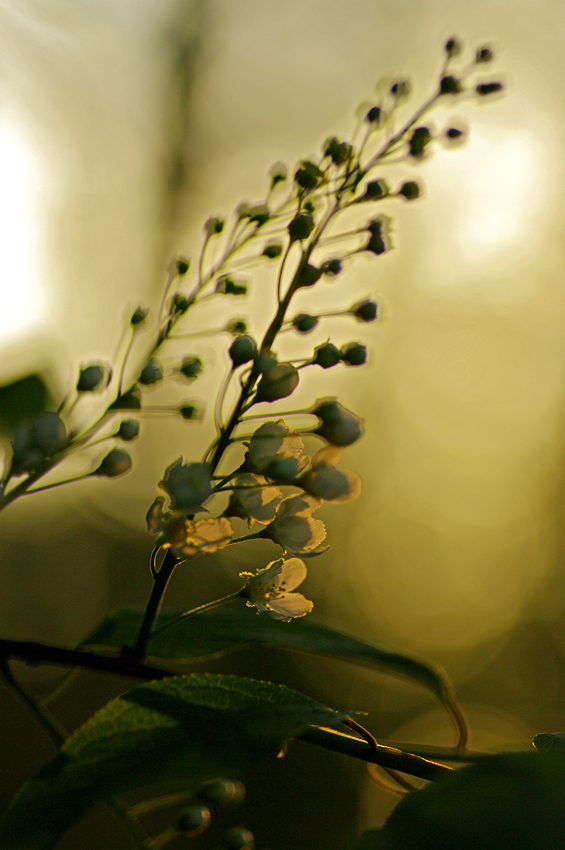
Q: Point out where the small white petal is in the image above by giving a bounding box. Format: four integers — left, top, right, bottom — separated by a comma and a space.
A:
266, 593, 313, 621
277, 558, 307, 592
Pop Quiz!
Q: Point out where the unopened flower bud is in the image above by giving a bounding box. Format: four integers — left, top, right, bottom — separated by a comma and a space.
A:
223, 826, 255, 850
95, 448, 132, 478
117, 419, 139, 441
254, 350, 277, 374
440, 75, 461, 95
229, 335, 257, 368
321, 258, 342, 276
266, 455, 304, 482
476, 82, 503, 96
341, 342, 367, 366
138, 359, 163, 386
32, 411, 67, 455
130, 306, 148, 326
475, 46, 493, 63
295, 263, 322, 289
175, 257, 190, 275
288, 211, 314, 242
445, 37, 461, 57
313, 342, 341, 369
293, 313, 318, 334
365, 105, 382, 124
216, 276, 248, 296
77, 364, 108, 393
313, 399, 364, 446
171, 293, 191, 314
324, 137, 352, 165
269, 161, 287, 185
199, 778, 245, 808
446, 127, 464, 140
204, 216, 225, 236
109, 387, 142, 410
178, 804, 211, 837
180, 356, 203, 379
248, 204, 270, 226
398, 181, 420, 201
178, 404, 202, 420
225, 319, 247, 335
161, 459, 211, 511
364, 219, 388, 255
255, 363, 299, 403
409, 126, 432, 158
351, 299, 378, 322
295, 161, 324, 191
262, 241, 283, 259
362, 179, 389, 201
390, 79, 410, 99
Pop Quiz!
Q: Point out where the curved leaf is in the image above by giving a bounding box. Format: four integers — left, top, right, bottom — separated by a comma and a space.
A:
82, 606, 456, 707
0, 673, 345, 850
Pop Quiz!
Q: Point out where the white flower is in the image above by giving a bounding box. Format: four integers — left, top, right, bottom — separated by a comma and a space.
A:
159, 459, 212, 513
234, 473, 282, 524
300, 446, 361, 503
146, 497, 233, 559
247, 419, 304, 474
265, 494, 327, 556
241, 558, 313, 621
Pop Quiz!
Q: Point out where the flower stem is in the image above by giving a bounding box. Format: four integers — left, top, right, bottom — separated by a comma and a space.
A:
129, 550, 178, 662
148, 589, 244, 640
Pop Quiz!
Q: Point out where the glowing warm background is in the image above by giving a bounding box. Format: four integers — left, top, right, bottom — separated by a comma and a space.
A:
1, 1, 564, 845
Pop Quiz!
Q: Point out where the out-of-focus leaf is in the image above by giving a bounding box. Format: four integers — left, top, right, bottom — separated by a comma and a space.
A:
533, 731, 565, 752
0, 672, 345, 850
353, 751, 565, 850
81, 607, 458, 714
0, 373, 51, 432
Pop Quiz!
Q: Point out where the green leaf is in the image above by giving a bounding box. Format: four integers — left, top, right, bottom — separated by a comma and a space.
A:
354, 750, 565, 850
81, 607, 458, 716
0, 673, 344, 850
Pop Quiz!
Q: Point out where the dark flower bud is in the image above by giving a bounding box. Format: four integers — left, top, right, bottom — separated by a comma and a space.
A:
225, 318, 247, 334
303, 200, 316, 213
216, 276, 248, 296
292, 313, 319, 334
198, 779, 245, 807
269, 161, 287, 185
229, 334, 257, 367
351, 299, 378, 322
223, 826, 255, 850
364, 219, 389, 254
171, 293, 192, 314
235, 201, 251, 219
341, 342, 367, 366
476, 82, 503, 96
295, 161, 324, 191
313, 342, 341, 369
109, 387, 142, 410
175, 257, 190, 275
262, 241, 283, 259
178, 804, 211, 837
179, 404, 201, 420
130, 306, 148, 326
409, 126, 432, 158
475, 46, 493, 63
324, 136, 352, 165
313, 398, 364, 446
254, 363, 299, 403
117, 419, 139, 441
77, 364, 108, 393
321, 258, 342, 276
398, 181, 420, 201
445, 37, 462, 57
204, 216, 225, 236
295, 263, 322, 289
446, 127, 464, 140
288, 211, 314, 242
138, 359, 163, 386
180, 356, 203, 379
95, 448, 132, 478
248, 203, 270, 226
362, 179, 389, 201
390, 80, 410, 99
32, 411, 67, 455
366, 105, 382, 124
440, 75, 461, 95
254, 350, 277, 374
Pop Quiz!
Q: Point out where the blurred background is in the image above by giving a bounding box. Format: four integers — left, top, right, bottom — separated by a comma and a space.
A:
1, 1, 565, 847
